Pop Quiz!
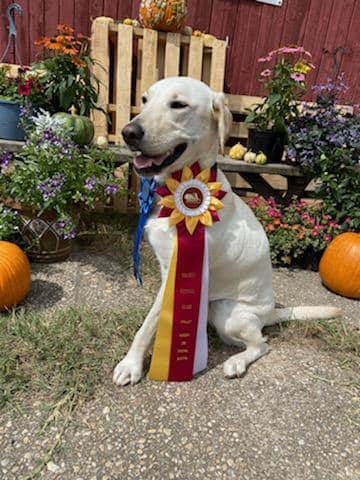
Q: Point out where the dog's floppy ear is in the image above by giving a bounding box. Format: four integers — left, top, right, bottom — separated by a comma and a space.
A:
212, 92, 232, 154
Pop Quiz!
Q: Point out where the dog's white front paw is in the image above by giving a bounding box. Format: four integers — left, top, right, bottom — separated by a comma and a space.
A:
223, 356, 246, 378
113, 356, 143, 386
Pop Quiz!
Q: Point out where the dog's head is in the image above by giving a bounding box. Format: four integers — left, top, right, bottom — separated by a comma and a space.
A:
122, 77, 232, 178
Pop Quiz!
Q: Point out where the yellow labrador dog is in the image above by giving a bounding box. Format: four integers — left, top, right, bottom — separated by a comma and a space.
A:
113, 77, 341, 386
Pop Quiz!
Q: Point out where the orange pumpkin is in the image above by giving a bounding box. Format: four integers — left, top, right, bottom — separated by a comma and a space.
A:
319, 232, 360, 299
139, 0, 187, 33
0, 241, 31, 310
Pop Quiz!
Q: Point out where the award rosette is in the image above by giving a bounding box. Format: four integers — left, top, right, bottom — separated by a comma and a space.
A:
148, 162, 226, 381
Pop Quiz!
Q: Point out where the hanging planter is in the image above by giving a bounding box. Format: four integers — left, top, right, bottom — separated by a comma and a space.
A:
139, 0, 187, 33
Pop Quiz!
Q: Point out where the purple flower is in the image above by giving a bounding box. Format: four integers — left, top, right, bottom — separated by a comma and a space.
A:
43, 129, 59, 143
43, 129, 78, 157
329, 132, 346, 146
37, 173, 66, 200
0, 152, 12, 172
54, 216, 77, 239
63, 228, 77, 239
84, 175, 97, 190
105, 184, 119, 195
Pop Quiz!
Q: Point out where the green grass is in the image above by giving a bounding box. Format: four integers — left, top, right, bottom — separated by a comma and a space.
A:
0, 306, 145, 412
276, 319, 360, 373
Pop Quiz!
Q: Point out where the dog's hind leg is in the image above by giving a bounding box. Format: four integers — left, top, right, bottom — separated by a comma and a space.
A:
210, 301, 269, 378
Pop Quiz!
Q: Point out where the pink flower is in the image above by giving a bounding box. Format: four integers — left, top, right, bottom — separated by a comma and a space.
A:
260, 69, 272, 77
248, 196, 261, 209
311, 229, 319, 237
322, 214, 331, 220
258, 55, 272, 63
301, 212, 309, 220
266, 197, 277, 208
309, 218, 316, 226
266, 207, 282, 218
291, 72, 305, 82
329, 221, 337, 228
324, 234, 332, 242
275, 46, 312, 57
345, 217, 352, 223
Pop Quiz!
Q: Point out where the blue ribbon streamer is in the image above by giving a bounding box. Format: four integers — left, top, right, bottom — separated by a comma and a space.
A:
133, 176, 157, 285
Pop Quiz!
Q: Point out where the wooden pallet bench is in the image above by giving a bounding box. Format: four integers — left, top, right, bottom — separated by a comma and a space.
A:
107, 145, 313, 206
3, 139, 358, 211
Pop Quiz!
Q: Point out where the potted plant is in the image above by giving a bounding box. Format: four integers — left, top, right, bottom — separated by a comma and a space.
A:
286, 74, 360, 231
0, 111, 126, 262
0, 66, 43, 141
33, 24, 100, 116
245, 46, 314, 163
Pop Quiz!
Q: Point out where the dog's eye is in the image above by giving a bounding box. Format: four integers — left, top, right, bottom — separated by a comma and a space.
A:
142, 96, 147, 104
170, 101, 188, 109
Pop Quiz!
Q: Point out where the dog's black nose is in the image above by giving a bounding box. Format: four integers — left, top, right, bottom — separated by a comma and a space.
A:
122, 123, 145, 147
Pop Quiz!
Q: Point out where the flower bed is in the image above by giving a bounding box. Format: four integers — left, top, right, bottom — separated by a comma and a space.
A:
248, 196, 349, 269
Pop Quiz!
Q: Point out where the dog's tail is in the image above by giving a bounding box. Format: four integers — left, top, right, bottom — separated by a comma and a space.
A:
268, 306, 342, 326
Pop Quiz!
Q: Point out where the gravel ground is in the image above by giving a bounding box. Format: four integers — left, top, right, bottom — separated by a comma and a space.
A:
0, 241, 359, 480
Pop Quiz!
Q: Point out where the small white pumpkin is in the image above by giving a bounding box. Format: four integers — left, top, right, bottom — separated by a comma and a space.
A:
244, 151, 257, 163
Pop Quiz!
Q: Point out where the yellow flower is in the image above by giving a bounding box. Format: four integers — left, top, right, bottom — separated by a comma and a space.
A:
158, 165, 225, 235
293, 61, 311, 74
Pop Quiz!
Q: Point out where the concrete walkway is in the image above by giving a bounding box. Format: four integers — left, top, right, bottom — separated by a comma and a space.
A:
0, 241, 359, 480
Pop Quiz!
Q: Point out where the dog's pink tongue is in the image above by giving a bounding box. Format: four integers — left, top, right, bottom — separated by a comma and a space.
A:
134, 153, 168, 169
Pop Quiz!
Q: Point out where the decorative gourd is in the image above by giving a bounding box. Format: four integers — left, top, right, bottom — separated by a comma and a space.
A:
53, 106, 94, 146
0, 241, 31, 310
139, 0, 187, 33
229, 143, 247, 160
319, 232, 360, 299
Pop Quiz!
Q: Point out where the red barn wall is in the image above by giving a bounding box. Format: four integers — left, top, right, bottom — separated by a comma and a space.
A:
0, 0, 359, 103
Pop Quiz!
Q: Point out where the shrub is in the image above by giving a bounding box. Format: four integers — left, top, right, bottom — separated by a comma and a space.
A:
0, 203, 20, 241
286, 74, 360, 230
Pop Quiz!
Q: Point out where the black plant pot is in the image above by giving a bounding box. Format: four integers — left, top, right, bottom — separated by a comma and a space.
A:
248, 128, 285, 163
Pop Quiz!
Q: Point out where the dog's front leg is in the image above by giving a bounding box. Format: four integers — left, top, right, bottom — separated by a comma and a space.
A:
113, 285, 164, 386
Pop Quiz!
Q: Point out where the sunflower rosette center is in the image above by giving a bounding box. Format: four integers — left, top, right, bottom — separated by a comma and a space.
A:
157, 162, 226, 235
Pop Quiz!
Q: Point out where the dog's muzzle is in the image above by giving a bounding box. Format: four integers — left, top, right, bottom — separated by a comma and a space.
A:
122, 123, 145, 149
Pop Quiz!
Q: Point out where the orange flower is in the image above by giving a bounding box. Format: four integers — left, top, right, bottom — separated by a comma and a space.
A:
57, 24, 74, 35
71, 56, 86, 67
47, 41, 62, 50
267, 224, 275, 232
55, 35, 67, 43
34, 36, 49, 46
63, 47, 78, 55
292, 224, 299, 231
273, 219, 281, 226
